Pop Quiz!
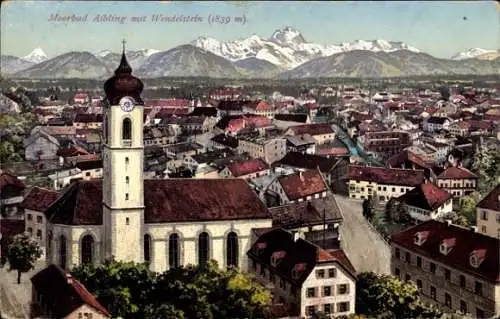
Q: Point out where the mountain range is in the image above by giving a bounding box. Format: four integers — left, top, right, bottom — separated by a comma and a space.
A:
1, 27, 498, 79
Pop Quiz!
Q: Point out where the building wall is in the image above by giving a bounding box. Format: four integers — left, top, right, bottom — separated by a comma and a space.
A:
391, 243, 499, 318
48, 224, 104, 269
476, 208, 500, 239
263, 138, 287, 164
348, 180, 415, 202
300, 263, 356, 318
67, 304, 109, 319
312, 133, 335, 145
406, 200, 453, 222
80, 168, 103, 180
25, 137, 59, 161
25, 208, 47, 260
437, 178, 476, 197
145, 218, 273, 273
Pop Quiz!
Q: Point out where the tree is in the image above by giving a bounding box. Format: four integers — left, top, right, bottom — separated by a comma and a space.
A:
6, 233, 42, 284
439, 86, 450, 101
71, 259, 273, 319
356, 272, 442, 319
472, 147, 500, 195
362, 198, 375, 221
385, 198, 411, 225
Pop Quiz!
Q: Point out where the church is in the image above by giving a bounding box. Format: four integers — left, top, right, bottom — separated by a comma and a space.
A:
43, 45, 273, 273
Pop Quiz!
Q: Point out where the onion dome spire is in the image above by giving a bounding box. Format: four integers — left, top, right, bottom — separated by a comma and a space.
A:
115, 39, 132, 75
103, 39, 144, 105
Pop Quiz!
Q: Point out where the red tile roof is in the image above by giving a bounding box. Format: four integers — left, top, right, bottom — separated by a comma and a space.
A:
278, 170, 328, 201
31, 264, 110, 317
389, 220, 500, 283
0, 170, 25, 192
397, 183, 451, 211
74, 113, 103, 123
315, 147, 350, 156
347, 165, 425, 186
287, 123, 334, 136
387, 150, 431, 169
21, 187, 59, 212
247, 228, 356, 285
476, 184, 500, 212
275, 152, 341, 173
57, 146, 90, 157
227, 158, 269, 177
145, 98, 190, 108
437, 166, 477, 180
45, 179, 271, 225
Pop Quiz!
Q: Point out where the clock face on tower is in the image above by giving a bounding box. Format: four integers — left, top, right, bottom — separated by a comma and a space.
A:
119, 97, 135, 112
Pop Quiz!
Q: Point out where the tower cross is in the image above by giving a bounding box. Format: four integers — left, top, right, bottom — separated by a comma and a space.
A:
122, 39, 126, 53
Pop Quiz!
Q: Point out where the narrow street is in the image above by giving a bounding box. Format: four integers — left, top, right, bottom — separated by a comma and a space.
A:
335, 195, 392, 275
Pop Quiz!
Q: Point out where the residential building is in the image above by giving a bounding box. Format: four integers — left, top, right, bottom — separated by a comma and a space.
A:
357, 131, 412, 161
243, 100, 275, 118
476, 184, 500, 239
275, 152, 349, 187
389, 220, 500, 319
21, 186, 59, 260
423, 117, 452, 133
75, 160, 103, 180
0, 170, 26, 218
73, 114, 103, 130
209, 133, 239, 151
437, 167, 477, 197
347, 166, 426, 202
237, 136, 287, 165
396, 183, 452, 222
23, 129, 60, 161
285, 134, 317, 155
285, 124, 335, 145
268, 170, 328, 205
30, 264, 110, 318
268, 195, 343, 250
220, 158, 270, 180
248, 228, 356, 318
48, 168, 83, 190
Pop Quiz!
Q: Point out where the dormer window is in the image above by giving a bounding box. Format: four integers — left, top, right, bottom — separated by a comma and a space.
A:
469, 249, 487, 268
255, 242, 267, 255
414, 231, 429, 246
291, 263, 307, 280
440, 238, 456, 255
271, 251, 286, 267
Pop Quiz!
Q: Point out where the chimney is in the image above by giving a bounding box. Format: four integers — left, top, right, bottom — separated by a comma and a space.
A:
66, 273, 73, 285
445, 219, 452, 226
470, 226, 477, 232
299, 171, 304, 182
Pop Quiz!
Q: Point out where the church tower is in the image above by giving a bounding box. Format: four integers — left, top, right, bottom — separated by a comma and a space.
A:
102, 40, 145, 263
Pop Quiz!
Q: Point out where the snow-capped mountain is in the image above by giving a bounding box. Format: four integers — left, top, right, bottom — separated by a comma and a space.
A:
98, 49, 162, 70
15, 51, 112, 79
191, 26, 420, 69
22, 48, 49, 64
136, 45, 241, 78
451, 48, 498, 60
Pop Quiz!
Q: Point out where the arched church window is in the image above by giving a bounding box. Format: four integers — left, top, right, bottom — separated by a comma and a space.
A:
198, 232, 209, 266
122, 118, 132, 140
144, 234, 152, 264
81, 235, 94, 265
169, 233, 180, 268
226, 232, 239, 268
59, 235, 67, 270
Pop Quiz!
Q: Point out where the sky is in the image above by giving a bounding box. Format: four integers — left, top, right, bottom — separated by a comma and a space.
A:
1, 1, 498, 59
